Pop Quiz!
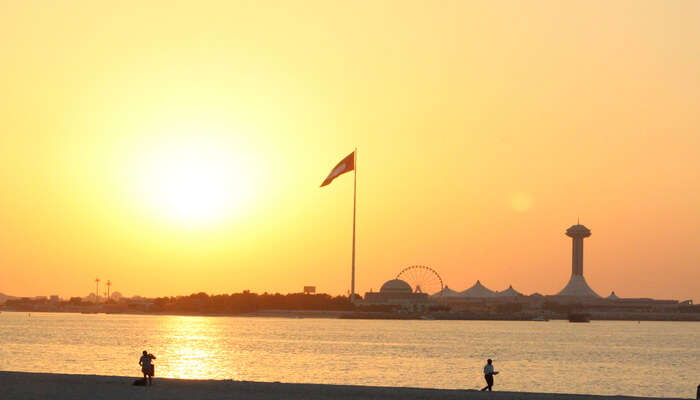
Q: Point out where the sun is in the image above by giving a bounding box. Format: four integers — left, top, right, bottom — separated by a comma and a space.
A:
134, 137, 253, 225
153, 158, 232, 222
509, 192, 534, 212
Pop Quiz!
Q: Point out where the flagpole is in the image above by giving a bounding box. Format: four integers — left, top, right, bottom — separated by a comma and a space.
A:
351, 148, 357, 303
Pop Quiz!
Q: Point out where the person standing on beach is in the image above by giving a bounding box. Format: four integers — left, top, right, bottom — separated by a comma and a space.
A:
480, 359, 499, 392
139, 350, 156, 385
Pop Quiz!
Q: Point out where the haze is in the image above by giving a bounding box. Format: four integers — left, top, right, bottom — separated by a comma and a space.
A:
1, 1, 698, 302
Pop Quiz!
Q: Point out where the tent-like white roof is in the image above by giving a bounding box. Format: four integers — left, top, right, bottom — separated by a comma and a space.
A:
606, 291, 620, 300
460, 280, 497, 297
432, 285, 461, 297
497, 285, 523, 297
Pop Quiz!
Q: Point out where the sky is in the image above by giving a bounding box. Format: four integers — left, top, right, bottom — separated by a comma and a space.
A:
1, 1, 699, 302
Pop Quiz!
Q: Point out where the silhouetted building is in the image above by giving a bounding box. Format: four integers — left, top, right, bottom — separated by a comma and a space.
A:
606, 291, 620, 300
363, 279, 429, 311
497, 285, 524, 297
460, 280, 497, 298
556, 223, 600, 297
431, 286, 461, 297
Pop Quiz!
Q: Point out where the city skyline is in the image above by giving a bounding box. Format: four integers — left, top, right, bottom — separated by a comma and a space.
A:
2, 1, 699, 302
2, 220, 694, 302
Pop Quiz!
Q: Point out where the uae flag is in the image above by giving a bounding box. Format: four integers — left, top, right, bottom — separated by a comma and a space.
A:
320, 151, 355, 187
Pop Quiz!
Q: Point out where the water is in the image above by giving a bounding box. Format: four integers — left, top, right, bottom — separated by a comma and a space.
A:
0, 312, 698, 398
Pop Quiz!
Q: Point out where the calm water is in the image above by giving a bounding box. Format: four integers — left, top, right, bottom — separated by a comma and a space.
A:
0, 312, 698, 398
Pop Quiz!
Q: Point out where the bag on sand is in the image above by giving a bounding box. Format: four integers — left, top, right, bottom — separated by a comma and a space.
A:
133, 378, 147, 386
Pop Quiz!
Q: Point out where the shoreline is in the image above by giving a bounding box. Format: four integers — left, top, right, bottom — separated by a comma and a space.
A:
3, 308, 700, 321
0, 371, 693, 400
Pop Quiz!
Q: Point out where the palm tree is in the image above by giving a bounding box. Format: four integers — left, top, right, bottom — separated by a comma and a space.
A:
106, 280, 111, 302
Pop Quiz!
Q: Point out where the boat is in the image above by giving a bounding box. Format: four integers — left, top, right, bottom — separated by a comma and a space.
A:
568, 312, 591, 323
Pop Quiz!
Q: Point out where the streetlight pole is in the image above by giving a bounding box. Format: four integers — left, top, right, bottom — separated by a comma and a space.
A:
95, 278, 100, 304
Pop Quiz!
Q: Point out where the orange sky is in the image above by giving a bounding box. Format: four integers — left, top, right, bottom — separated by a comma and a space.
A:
1, 1, 698, 302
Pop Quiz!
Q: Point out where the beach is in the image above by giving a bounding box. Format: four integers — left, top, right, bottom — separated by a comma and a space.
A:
0, 372, 693, 400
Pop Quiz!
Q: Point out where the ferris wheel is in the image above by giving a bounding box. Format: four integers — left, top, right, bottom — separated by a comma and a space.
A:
396, 265, 444, 295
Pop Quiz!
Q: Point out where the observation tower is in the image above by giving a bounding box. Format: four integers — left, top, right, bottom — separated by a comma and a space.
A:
556, 223, 600, 297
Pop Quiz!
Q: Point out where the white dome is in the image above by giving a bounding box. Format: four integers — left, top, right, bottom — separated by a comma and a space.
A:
380, 279, 413, 294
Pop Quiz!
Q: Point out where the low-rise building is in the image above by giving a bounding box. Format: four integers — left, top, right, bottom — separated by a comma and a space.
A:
363, 279, 430, 312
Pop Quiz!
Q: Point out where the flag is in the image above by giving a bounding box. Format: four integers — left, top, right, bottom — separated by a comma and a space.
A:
320, 151, 355, 187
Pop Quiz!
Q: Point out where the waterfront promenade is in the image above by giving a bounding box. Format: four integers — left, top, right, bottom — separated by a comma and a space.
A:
0, 372, 693, 400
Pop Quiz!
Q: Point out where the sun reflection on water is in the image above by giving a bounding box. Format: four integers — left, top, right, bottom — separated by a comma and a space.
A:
155, 316, 238, 380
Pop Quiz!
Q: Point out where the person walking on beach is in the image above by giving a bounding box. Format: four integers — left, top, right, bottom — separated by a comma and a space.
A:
139, 350, 156, 385
480, 359, 499, 392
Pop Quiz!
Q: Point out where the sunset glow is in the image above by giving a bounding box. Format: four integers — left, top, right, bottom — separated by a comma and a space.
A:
1, 0, 698, 302
133, 137, 254, 224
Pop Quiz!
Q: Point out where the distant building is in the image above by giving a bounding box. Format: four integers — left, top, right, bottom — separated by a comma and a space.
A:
460, 280, 497, 298
431, 286, 461, 297
303, 286, 316, 294
363, 279, 429, 311
556, 223, 601, 298
360, 221, 691, 317
606, 291, 620, 300
497, 285, 524, 297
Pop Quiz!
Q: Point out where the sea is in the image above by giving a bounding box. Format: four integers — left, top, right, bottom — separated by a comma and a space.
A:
0, 312, 698, 398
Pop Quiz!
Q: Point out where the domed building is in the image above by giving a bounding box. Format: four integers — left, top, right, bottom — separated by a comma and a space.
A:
363, 279, 430, 311
380, 279, 413, 293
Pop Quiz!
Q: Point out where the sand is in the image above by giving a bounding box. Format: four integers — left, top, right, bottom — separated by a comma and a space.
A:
0, 371, 692, 400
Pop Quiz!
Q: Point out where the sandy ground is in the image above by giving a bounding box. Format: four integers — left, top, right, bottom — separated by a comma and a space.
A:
0, 371, 692, 400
